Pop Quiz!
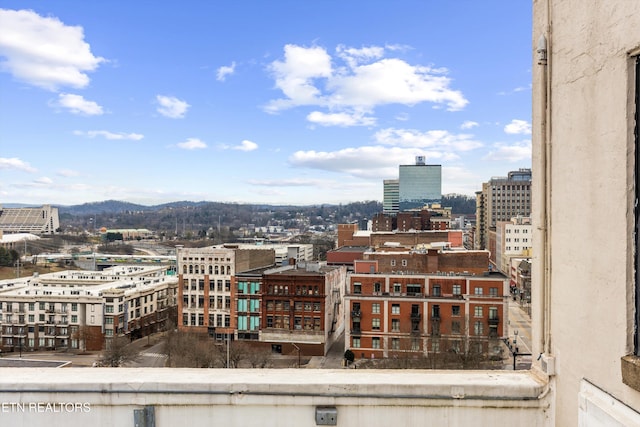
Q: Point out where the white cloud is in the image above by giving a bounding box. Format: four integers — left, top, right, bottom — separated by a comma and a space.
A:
235, 140, 258, 151
483, 140, 532, 162
177, 138, 207, 150
219, 140, 259, 152
336, 44, 384, 68
247, 178, 327, 187
461, 120, 479, 129
56, 93, 103, 115
289, 145, 453, 179
0, 157, 36, 173
216, 62, 236, 81
307, 111, 376, 127
33, 176, 53, 185
74, 130, 144, 140
265, 44, 468, 120
374, 128, 482, 151
57, 169, 80, 177
156, 95, 190, 118
265, 44, 333, 112
504, 119, 531, 135
0, 8, 104, 91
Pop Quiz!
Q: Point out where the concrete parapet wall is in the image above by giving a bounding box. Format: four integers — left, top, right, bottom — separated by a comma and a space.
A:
0, 368, 549, 426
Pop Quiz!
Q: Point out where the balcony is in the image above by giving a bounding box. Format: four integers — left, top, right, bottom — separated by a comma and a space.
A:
488, 316, 500, 326
411, 312, 421, 321
350, 310, 361, 319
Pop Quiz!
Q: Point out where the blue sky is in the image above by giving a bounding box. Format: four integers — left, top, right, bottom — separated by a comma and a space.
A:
0, 1, 532, 206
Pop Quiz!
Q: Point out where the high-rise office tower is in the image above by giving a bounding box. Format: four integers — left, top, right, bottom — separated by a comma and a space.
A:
398, 156, 442, 211
475, 168, 532, 250
383, 179, 399, 214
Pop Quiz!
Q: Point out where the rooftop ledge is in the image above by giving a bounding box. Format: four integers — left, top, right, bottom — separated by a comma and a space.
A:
0, 368, 546, 401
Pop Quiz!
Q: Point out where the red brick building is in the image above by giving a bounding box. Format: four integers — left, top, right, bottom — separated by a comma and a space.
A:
259, 263, 346, 356
345, 272, 507, 360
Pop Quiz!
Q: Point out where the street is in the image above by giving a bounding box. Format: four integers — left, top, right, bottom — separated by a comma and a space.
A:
506, 298, 532, 369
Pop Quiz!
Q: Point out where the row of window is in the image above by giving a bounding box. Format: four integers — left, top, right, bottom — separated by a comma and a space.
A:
0, 313, 83, 324
0, 302, 80, 312
182, 313, 230, 327
265, 300, 321, 312
182, 295, 231, 310
266, 315, 322, 331
266, 284, 321, 296
352, 283, 499, 297
183, 279, 232, 292
182, 264, 232, 275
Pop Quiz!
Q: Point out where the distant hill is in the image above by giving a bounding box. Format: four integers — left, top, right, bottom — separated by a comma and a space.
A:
57, 200, 209, 215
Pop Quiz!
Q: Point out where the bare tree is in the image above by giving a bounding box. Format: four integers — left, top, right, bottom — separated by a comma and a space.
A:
99, 336, 139, 367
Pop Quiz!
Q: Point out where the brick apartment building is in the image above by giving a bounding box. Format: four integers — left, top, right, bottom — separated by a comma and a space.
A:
345, 272, 507, 360
259, 262, 346, 356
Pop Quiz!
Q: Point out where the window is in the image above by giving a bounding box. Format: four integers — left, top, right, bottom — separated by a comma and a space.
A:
391, 338, 400, 350
71, 303, 77, 312
71, 315, 77, 323
474, 321, 484, 335
372, 303, 380, 314
372, 318, 380, 330
392, 319, 400, 331
372, 337, 380, 349
393, 283, 401, 293
352, 337, 361, 348
451, 321, 461, 334
374, 282, 381, 293
411, 338, 420, 351
475, 306, 484, 317
474, 287, 483, 296
453, 284, 461, 295
452, 305, 460, 316
390, 259, 396, 267
489, 287, 498, 297
353, 282, 362, 294
391, 304, 400, 314
433, 285, 441, 297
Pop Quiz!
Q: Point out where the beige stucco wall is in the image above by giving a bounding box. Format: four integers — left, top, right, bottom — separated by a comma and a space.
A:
532, 1, 640, 425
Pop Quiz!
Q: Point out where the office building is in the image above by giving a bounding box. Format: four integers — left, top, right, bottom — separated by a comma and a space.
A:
399, 157, 442, 211
383, 179, 399, 214
475, 169, 531, 250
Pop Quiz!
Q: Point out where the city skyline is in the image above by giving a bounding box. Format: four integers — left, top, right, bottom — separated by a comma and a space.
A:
0, 1, 532, 207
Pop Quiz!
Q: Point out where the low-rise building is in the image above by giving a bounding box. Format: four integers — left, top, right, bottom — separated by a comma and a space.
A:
260, 262, 346, 356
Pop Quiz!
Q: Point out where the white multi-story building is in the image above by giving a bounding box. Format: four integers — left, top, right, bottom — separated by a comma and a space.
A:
0, 265, 178, 352
494, 216, 532, 274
